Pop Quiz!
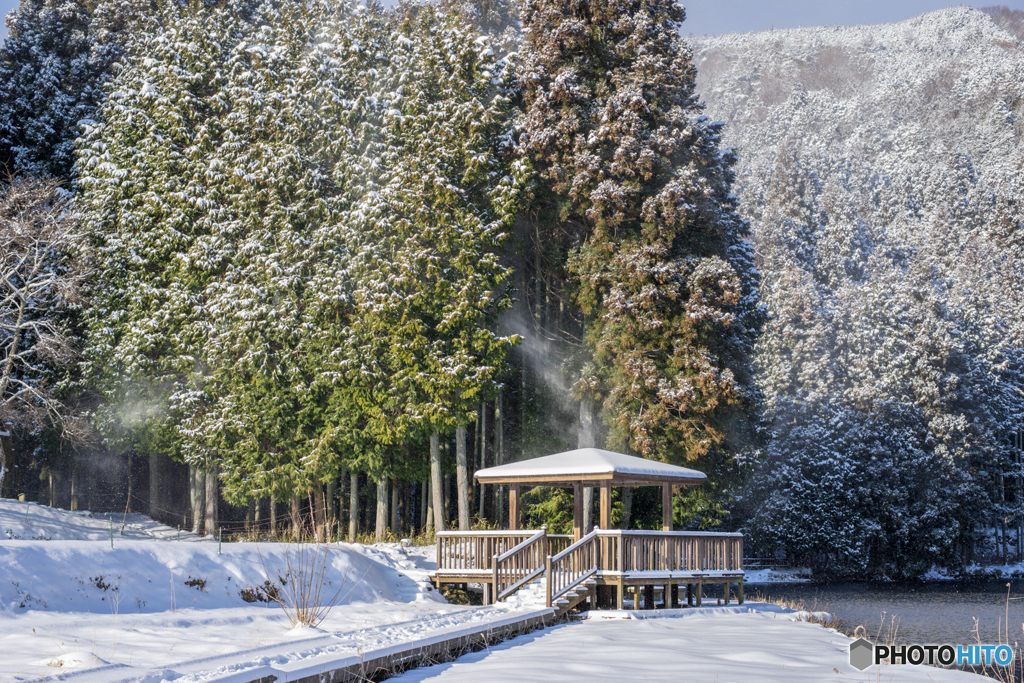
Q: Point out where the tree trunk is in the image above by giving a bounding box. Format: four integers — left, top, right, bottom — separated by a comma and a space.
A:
375, 478, 388, 542
69, 459, 78, 511
422, 478, 430, 531
579, 399, 596, 532
190, 466, 205, 534
270, 495, 277, 536
349, 471, 359, 542
149, 452, 161, 522
402, 481, 411, 534
494, 391, 504, 526
204, 464, 218, 536
290, 495, 301, 539
326, 478, 337, 538
478, 402, 487, 520
622, 487, 633, 529
0, 431, 8, 499
456, 425, 470, 531
430, 431, 444, 532
444, 471, 452, 523
390, 478, 399, 534
314, 486, 327, 542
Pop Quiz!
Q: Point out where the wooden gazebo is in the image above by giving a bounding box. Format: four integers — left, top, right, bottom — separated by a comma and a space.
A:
474, 448, 706, 540
431, 448, 743, 613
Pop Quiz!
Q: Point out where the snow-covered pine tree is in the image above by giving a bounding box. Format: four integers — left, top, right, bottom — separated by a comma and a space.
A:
335, 1, 524, 528
516, 0, 762, 524
0, 0, 103, 177
326, 3, 525, 531
77, 0, 388, 507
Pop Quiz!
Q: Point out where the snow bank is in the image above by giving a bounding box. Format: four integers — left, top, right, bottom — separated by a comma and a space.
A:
1, 499, 208, 542
743, 567, 813, 583
0, 539, 442, 615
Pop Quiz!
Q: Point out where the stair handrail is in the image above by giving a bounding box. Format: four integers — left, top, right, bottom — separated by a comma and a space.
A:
545, 528, 600, 608
492, 526, 548, 601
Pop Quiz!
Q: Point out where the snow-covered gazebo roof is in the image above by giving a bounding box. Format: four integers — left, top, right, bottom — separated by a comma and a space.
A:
474, 448, 706, 487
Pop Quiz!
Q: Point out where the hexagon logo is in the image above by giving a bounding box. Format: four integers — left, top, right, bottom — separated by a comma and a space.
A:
849, 638, 873, 671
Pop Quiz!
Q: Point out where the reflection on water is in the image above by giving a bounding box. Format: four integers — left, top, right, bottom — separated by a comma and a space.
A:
747, 580, 1024, 645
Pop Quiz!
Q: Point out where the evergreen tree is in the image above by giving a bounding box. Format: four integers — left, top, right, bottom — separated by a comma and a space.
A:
0, 0, 102, 177
77, 0, 381, 503
326, 3, 524, 529
516, 0, 762, 523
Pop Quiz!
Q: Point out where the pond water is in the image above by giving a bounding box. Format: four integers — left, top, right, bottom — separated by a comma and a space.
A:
747, 580, 1024, 646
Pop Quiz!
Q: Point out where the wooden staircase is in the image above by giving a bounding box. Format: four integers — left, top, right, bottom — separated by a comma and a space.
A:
551, 577, 597, 618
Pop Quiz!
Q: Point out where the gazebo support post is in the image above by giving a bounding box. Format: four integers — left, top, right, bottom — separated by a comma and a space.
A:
572, 482, 583, 541
661, 483, 672, 532
600, 481, 611, 530
509, 483, 520, 530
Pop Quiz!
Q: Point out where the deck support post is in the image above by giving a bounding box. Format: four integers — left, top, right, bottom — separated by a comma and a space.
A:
616, 580, 624, 610
686, 583, 693, 606
483, 582, 491, 606
572, 482, 583, 541
696, 580, 702, 607
509, 483, 520, 531
723, 582, 729, 605
644, 585, 654, 610
669, 582, 677, 609
661, 483, 673, 532
738, 580, 744, 605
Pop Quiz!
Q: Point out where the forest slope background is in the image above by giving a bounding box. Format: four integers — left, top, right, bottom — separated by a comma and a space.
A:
693, 5, 1024, 576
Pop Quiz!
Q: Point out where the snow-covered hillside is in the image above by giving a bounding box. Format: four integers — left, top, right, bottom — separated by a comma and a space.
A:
692, 6, 1024, 178
691, 7, 1024, 577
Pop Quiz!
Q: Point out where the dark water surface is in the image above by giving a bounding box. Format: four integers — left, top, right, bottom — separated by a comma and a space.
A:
748, 580, 1024, 645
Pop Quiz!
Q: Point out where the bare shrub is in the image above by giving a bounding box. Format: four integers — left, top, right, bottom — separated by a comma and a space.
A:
258, 543, 355, 628
0, 176, 93, 495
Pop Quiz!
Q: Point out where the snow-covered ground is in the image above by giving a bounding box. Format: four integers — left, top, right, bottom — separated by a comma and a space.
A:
392, 607, 992, 683
743, 567, 813, 583
0, 500, 999, 682
0, 499, 540, 682
2, 500, 212, 542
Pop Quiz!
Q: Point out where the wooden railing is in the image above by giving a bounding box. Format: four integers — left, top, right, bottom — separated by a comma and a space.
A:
548, 534, 574, 556
493, 527, 548, 600
545, 529, 599, 607
435, 530, 540, 573
595, 530, 743, 573
435, 528, 743, 606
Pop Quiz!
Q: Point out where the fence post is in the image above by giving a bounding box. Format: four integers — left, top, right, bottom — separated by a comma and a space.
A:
545, 555, 553, 608
492, 554, 499, 604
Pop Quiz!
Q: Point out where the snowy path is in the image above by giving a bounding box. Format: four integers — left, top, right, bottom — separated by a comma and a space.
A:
391, 607, 994, 683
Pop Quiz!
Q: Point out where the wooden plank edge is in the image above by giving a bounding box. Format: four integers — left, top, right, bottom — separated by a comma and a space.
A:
235, 609, 558, 683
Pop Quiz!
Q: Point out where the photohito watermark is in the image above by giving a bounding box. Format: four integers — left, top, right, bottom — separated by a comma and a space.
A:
849, 639, 1015, 671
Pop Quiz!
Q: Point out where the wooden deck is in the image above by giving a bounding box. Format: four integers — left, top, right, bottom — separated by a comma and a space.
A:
433, 528, 744, 612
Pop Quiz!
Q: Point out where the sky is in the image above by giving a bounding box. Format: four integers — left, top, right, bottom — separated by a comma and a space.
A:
1, 0, 1023, 42
681, 0, 1023, 35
